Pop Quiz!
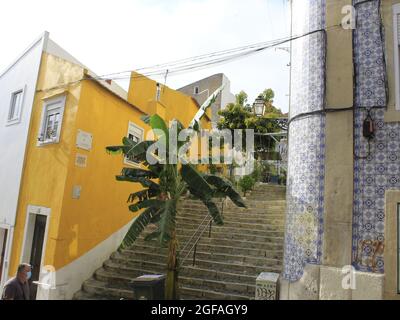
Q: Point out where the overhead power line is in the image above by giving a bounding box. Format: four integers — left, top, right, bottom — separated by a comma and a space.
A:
37, 23, 343, 93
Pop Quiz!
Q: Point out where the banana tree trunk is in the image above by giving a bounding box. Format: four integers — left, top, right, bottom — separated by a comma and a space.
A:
165, 229, 179, 300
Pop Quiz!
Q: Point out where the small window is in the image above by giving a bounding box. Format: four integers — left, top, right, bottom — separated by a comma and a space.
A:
7, 89, 24, 124
156, 83, 161, 101
37, 95, 66, 146
194, 86, 200, 95
124, 121, 144, 166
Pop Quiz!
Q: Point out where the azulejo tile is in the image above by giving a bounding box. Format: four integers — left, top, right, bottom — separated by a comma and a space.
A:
283, 0, 326, 282
352, 0, 400, 273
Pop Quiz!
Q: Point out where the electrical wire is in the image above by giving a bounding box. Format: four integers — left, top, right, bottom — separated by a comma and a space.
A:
37, 24, 344, 93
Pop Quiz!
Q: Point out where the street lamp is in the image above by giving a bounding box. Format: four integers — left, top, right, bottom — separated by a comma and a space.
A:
253, 95, 265, 117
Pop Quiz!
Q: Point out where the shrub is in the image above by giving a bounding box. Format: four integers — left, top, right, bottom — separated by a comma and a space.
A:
251, 162, 263, 182
238, 175, 255, 196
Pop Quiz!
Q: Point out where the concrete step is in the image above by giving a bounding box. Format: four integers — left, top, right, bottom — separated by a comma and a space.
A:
94, 268, 256, 297
82, 278, 134, 300
176, 216, 285, 231
110, 252, 282, 275
180, 204, 286, 213
128, 242, 284, 259
75, 189, 287, 300
138, 234, 285, 250
174, 221, 285, 235
141, 228, 285, 244
102, 260, 264, 284
178, 210, 286, 221
119, 249, 282, 267
180, 199, 286, 209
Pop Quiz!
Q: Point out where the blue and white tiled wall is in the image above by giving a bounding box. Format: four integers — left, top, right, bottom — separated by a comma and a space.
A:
283, 0, 327, 282
284, 0, 400, 281
352, 0, 400, 273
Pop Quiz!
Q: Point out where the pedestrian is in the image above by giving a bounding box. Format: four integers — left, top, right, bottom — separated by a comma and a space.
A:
1, 263, 31, 300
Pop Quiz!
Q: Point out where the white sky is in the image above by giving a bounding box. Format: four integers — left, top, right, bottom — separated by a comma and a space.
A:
0, 0, 290, 112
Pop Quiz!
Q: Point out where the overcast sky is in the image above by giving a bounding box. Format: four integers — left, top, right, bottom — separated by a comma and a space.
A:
0, 0, 290, 112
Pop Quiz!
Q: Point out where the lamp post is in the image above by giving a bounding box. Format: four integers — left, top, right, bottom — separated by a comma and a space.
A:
253, 95, 266, 117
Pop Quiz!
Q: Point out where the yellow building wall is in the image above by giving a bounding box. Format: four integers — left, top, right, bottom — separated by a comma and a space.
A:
9, 53, 84, 274
9, 55, 213, 276
128, 71, 212, 129
53, 79, 150, 269
9, 53, 151, 274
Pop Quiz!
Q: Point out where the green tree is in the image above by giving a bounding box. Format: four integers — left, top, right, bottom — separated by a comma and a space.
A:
218, 89, 283, 153
106, 92, 246, 300
238, 175, 255, 197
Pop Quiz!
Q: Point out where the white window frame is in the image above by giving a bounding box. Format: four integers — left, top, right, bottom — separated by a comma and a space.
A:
124, 121, 144, 167
6, 86, 26, 126
393, 4, 400, 110
20, 205, 51, 300
37, 95, 66, 146
0, 224, 14, 295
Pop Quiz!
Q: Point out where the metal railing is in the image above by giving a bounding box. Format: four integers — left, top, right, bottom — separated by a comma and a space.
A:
178, 199, 225, 269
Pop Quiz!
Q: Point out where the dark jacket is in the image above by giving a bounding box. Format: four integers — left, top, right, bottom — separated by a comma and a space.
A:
1, 277, 30, 300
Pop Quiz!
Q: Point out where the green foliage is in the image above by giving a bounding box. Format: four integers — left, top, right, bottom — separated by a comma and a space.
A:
251, 161, 263, 182
235, 90, 250, 108
208, 164, 218, 175
217, 102, 252, 131
107, 87, 245, 299
106, 114, 246, 250
218, 89, 284, 152
238, 175, 255, 196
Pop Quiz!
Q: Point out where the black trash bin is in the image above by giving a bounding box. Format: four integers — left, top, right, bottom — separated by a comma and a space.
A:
131, 274, 166, 300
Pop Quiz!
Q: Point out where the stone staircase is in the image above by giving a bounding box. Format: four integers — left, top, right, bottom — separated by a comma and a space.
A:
73, 183, 286, 300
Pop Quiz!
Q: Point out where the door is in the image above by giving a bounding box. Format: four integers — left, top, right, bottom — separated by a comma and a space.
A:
0, 228, 8, 283
28, 214, 47, 300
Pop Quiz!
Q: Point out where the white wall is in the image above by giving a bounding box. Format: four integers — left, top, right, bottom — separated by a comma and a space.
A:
221, 74, 235, 110
36, 221, 133, 300
0, 32, 47, 227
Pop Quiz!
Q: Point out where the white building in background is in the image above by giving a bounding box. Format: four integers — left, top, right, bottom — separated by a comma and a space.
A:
178, 73, 235, 127
0, 32, 48, 290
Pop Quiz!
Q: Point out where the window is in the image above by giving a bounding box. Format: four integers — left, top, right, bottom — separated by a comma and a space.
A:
7, 89, 24, 124
393, 4, 400, 110
194, 86, 200, 95
37, 95, 66, 145
124, 121, 144, 166
156, 83, 161, 101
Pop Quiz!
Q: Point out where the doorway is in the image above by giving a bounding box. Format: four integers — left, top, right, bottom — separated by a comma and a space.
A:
21, 206, 50, 300
0, 228, 9, 283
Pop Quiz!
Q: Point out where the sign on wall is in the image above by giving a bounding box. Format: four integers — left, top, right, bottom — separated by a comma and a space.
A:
75, 154, 88, 168
76, 130, 93, 151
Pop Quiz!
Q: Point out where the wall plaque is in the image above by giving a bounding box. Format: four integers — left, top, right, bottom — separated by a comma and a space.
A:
76, 130, 93, 151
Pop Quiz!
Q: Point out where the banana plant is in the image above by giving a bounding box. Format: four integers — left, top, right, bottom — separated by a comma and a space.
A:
106, 87, 246, 300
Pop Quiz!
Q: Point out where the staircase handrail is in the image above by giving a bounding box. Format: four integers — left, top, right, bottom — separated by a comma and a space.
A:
178, 198, 225, 269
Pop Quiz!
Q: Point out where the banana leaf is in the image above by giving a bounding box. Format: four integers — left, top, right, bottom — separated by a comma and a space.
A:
127, 188, 160, 203
180, 164, 213, 201
129, 199, 164, 213
203, 174, 246, 208
121, 168, 158, 179
120, 207, 161, 249
201, 199, 223, 225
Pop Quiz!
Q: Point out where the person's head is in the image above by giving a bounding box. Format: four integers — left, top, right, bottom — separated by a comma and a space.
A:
16, 263, 32, 283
